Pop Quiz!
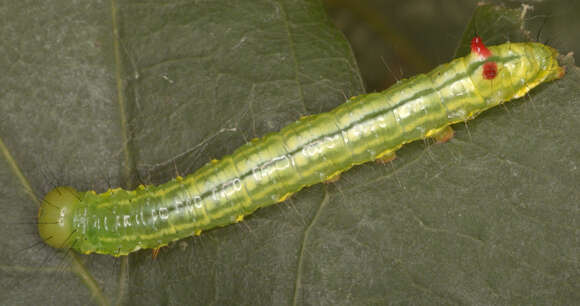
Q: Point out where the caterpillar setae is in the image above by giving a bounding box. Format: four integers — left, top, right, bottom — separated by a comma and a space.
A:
38, 37, 565, 256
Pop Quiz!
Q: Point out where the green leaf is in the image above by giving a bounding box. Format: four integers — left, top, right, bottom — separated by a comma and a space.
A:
1, 1, 578, 305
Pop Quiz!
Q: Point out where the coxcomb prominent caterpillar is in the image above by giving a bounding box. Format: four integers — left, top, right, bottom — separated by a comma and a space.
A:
38, 37, 564, 256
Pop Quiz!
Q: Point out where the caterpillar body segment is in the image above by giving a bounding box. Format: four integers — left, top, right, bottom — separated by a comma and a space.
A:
38, 38, 564, 256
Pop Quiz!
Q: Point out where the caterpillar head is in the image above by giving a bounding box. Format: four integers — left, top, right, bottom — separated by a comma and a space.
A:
467, 37, 565, 107
38, 186, 80, 250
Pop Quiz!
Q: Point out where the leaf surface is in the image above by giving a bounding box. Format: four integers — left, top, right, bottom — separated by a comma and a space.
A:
0, 1, 578, 305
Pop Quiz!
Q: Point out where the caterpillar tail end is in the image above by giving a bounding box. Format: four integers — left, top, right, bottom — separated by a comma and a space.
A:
546, 46, 566, 81
38, 186, 80, 250
557, 65, 566, 79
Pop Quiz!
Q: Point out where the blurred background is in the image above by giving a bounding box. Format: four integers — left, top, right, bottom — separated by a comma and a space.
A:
323, 0, 579, 92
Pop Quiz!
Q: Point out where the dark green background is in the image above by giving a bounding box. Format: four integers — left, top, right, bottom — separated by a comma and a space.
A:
1, 0, 578, 305
326, 0, 580, 92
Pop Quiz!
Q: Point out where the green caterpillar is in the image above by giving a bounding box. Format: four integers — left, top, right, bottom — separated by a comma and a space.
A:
38, 37, 564, 256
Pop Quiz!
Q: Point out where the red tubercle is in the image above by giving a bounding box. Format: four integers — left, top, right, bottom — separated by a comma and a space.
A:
470, 36, 492, 58
482, 62, 498, 80
471, 36, 498, 80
